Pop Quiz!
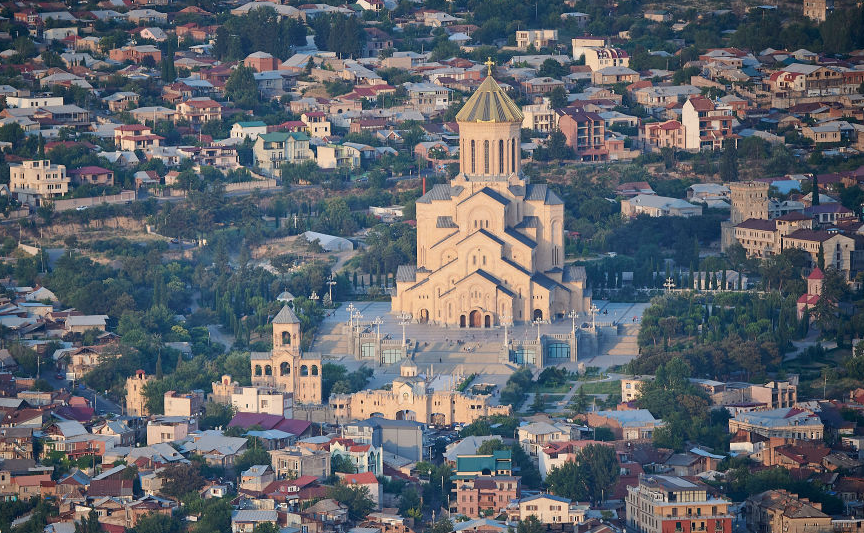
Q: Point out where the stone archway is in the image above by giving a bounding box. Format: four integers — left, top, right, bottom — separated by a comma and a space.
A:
469, 310, 482, 328
533, 309, 543, 321
460, 315, 466, 328
419, 309, 429, 324
484, 314, 491, 328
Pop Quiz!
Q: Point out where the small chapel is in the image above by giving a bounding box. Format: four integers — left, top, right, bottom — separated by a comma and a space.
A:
251, 305, 322, 404
392, 64, 591, 327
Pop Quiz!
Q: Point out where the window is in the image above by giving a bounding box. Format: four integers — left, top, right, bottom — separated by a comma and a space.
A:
484, 140, 489, 173
499, 139, 504, 173
511, 140, 516, 172
471, 140, 476, 173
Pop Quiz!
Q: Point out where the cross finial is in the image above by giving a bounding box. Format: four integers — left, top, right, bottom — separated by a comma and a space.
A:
484, 57, 495, 76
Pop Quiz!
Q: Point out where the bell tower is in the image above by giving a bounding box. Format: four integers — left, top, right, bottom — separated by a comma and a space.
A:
273, 305, 301, 356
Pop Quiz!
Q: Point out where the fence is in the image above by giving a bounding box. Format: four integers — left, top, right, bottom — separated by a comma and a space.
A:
53, 191, 136, 211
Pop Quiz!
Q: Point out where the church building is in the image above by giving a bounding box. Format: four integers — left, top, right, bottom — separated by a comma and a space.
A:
251, 305, 322, 404
392, 66, 591, 327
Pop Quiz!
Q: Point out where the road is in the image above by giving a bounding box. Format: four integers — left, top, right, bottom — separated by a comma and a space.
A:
42, 372, 123, 415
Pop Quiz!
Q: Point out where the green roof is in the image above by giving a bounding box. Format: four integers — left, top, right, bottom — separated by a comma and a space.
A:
235, 121, 266, 128
455, 450, 512, 474
259, 131, 310, 142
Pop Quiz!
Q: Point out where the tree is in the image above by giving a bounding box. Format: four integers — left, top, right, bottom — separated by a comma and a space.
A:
133, 512, 185, 533
252, 524, 280, 533
538, 58, 567, 78
546, 443, 619, 504
516, 516, 544, 533
719, 140, 738, 182
429, 518, 453, 533
817, 243, 825, 270
234, 446, 271, 475
161, 36, 177, 82
811, 173, 820, 206
225, 65, 260, 109
331, 453, 356, 475
76, 510, 103, 533
530, 393, 545, 413
548, 85, 568, 109
159, 462, 205, 498
327, 484, 375, 520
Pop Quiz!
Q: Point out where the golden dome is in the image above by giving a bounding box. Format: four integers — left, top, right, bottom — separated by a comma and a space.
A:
455, 75, 524, 123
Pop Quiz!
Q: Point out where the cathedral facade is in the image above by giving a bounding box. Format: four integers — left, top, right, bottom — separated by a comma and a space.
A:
392, 72, 591, 327
251, 305, 322, 404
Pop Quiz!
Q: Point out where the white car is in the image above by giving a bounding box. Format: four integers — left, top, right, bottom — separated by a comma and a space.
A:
76, 205, 88, 211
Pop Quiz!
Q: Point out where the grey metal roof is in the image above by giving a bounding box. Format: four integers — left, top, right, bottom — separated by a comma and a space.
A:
514, 216, 540, 228
273, 305, 299, 324
524, 184, 563, 205
563, 265, 587, 282
504, 228, 536, 249
531, 272, 569, 292
417, 184, 463, 204
457, 187, 510, 207
436, 216, 458, 228
396, 265, 417, 282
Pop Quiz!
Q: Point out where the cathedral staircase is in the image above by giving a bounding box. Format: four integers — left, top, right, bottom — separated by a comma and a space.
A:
599, 324, 640, 357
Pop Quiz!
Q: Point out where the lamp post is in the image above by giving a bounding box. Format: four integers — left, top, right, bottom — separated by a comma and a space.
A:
501, 314, 512, 348
532, 319, 547, 343
310, 291, 319, 304
568, 310, 578, 334
372, 316, 383, 341
398, 312, 412, 347
352, 311, 363, 333
590, 303, 599, 330
327, 275, 337, 303
664, 276, 675, 293
346, 303, 356, 329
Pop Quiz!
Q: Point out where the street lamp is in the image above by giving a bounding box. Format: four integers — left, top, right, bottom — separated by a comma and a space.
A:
590, 303, 599, 331
346, 303, 357, 329
532, 319, 548, 343
500, 314, 512, 348
568, 310, 578, 334
372, 316, 383, 341
398, 312, 412, 347
327, 275, 337, 303
352, 311, 363, 333
664, 276, 676, 293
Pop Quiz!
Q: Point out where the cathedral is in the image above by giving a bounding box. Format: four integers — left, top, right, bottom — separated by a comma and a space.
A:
392, 68, 591, 327
251, 305, 322, 404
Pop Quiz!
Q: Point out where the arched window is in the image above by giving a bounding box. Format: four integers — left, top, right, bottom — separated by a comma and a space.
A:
311, 365, 319, 376
282, 331, 290, 345
483, 140, 490, 173
264, 365, 272, 376
254, 365, 262, 376
280, 362, 290, 375
470, 140, 476, 173
300, 365, 309, 376
499, 139, 504, 173
511, 140, 516, 172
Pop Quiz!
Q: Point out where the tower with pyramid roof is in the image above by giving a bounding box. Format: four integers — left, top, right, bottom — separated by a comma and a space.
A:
251, 304, 322, 403
392, 66, 591, 329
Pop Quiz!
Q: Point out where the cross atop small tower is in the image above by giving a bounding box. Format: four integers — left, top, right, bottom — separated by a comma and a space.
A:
484, 57, 495, 76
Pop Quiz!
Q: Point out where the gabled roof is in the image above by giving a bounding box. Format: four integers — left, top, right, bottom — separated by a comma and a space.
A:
273, 305, 299, 325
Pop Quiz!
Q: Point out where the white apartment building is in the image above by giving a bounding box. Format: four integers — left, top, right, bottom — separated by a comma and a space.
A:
231, 387, 293, 418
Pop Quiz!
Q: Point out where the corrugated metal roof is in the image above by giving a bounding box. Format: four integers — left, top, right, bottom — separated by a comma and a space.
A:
455, 76, 524, 123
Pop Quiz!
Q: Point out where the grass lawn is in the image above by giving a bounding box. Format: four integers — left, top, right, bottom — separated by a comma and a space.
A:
579, 380, 621, 395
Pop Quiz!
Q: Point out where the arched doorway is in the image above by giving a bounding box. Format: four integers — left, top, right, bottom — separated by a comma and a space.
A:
484, 315, 491, 328
419, 309, 429, 324
395, 410, 417, 421
460, 315, 466, 328
430, 413, 447, 426
533, 309, 543, 321
469, 310, 482, 327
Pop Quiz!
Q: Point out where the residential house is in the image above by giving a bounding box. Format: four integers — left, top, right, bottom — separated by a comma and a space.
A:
269, 446, 331, 480
9, 160, 69, 203
316, 144, 361, 170
681, 96, 737, 151
583, 48, 630, 71
518, 422, 569, 458
728, 408, 824, 440
510, 494, 587, 525
515, 30, 558, 50
252, 132, 313, 177
68, 166, 114, 187
176, 98, 222, 126
114, 124, 163, 151
584, 409, 664, 440
108, 45, 161, 64
300, 112, 331, 138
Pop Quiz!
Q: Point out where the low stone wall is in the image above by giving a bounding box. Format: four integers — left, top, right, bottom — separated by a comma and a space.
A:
224, 179, 278, 192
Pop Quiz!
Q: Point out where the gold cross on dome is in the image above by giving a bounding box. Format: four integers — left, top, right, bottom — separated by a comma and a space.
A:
484, 57, 495, 76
